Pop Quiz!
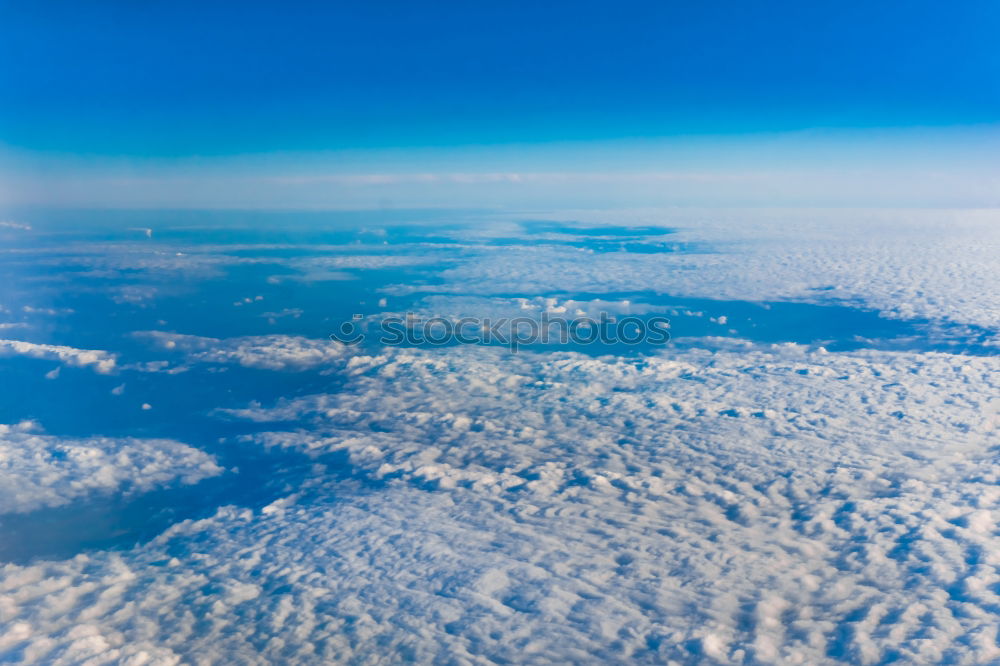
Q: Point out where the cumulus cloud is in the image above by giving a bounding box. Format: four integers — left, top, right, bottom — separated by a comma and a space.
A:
22, 306, 74, 316
273, 254, 445, 283
134, 332, 347, 371
2, 210, 999, 664
201, 343, 1000, 662
405, 294, 666, 320
394, 209, 1000, 331
5, 342, 996, 663
0, 339, 117, 374
0, 421, 221, 515
260, 308, 303, 322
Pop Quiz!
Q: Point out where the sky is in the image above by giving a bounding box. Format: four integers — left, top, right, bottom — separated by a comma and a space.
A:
1, 0, 999, 208
3, 5, 1000, 660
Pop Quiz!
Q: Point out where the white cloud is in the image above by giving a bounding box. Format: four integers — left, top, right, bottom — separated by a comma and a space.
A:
1, 209, 999, 663
260, 308, 303, 323
0, 339, 117, 374
272, 254, 444, 283
3, 343, 990, 662
135, 332, 347, 371
211, 343, 1000, 662
22, 306, 74, 316
0, 421, 221, 515
397, 294, 667, 321
0, 221, 31, 231
396, 209, 1000, 331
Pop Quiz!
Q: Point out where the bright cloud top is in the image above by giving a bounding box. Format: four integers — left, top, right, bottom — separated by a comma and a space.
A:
0, 421, 221, 515
1, 341, 998, 663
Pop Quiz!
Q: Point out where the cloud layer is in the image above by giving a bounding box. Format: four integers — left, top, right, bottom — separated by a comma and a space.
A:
409, 209, 1000, 331
135, 332, 347, 371
0, 421, 221, 515
2, 342, 997, 663
1, 209, 999, 663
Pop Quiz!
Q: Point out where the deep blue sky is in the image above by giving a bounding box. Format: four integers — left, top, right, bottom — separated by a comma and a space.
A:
2, 1, 999, 209
2, 0, 999, 156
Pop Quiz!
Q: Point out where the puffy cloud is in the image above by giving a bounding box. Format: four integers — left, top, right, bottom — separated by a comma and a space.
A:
135, 332, 347, 371
2, 210, 999, 663
22, 306, 74, 316
402, 294, 666, 319
0, 339, 117, 374
4, 343, 997, 663
0, 421, 221, 515
211, 343, 1000, 662
396, 209, 1000, 331
228, 344, 999, 496
268, 254, 446, 283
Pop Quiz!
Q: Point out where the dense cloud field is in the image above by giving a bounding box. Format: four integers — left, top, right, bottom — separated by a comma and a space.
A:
0, 209, 998, 664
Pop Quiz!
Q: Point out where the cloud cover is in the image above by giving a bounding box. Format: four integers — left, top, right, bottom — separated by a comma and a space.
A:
1, 209, 999, 663
2, 342, 998, 663
135, 332, 347, 371
0, 421, 221, 515
407, 209, 1000, 331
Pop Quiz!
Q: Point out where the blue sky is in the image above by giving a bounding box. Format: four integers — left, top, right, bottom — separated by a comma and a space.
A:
2, 0, 999, 207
